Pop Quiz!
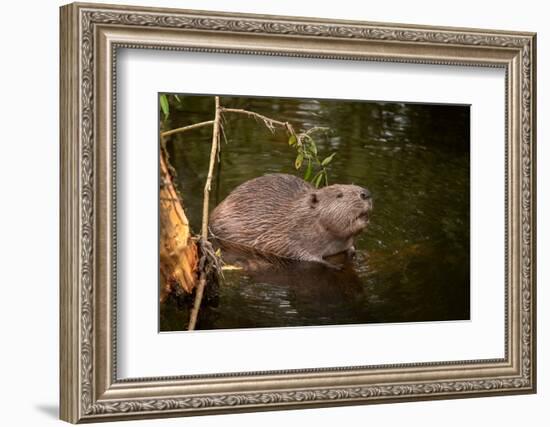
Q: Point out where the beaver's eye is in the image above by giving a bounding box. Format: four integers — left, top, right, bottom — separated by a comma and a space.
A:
337, 193, 343, 198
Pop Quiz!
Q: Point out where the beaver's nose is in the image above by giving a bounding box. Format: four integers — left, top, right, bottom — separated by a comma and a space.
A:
360, 190, 372, 200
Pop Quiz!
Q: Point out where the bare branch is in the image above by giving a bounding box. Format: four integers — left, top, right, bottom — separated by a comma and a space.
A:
160, 120, 214, 138
188, 96, 221, 331
201, 99, 221, 239
220, 107, 296, 136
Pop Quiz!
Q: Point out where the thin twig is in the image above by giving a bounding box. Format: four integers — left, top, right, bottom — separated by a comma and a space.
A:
160, 120, 214, 138
219, 120, 229, 147
201, 99, 221, 238
220, 107, 295, 136
188, 97, 221, 331
188, 275, 207, 330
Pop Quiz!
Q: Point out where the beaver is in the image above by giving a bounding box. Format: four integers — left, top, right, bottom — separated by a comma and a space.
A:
209, 173, 372, 267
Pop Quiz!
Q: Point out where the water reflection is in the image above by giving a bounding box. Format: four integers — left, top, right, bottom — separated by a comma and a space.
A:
160, 95, 470, 331
192, 250, 365, 329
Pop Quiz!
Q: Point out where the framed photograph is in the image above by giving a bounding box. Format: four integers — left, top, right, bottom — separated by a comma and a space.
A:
60, 2, 537, 423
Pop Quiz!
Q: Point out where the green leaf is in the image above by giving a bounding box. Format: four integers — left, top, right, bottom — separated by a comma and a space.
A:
321, 152, 336, 166
310, 141, 318, 156
160, 94, 170, 119
295, 153, 304, 170
288, 135, 297, 146
304, 161, 313, 181
313, 172, 324, 188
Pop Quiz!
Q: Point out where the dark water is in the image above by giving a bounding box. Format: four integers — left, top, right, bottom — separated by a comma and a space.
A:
160, 95, 470, 331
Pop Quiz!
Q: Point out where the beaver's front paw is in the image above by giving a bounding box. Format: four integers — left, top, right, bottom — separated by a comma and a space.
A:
346, 246, 356, 259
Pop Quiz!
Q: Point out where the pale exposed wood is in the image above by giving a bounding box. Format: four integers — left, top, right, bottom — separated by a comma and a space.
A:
159, 152, 198, 302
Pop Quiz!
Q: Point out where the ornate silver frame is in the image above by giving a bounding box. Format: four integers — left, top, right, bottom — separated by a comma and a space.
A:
60, 2, 537, 423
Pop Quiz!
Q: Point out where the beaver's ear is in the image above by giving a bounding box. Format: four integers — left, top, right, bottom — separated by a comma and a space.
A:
309, 192, 319, 208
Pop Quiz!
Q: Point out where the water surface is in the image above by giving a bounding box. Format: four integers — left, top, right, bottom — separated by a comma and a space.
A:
160, 95, 470, 331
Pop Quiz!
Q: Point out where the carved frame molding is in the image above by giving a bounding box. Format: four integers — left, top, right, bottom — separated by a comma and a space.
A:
60, 2, 536, 423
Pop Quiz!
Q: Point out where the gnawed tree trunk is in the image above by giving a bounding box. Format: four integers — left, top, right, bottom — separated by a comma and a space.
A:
159, 152, 198, 303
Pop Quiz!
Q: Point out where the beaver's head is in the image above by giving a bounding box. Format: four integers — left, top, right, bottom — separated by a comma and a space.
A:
308, 184, 373, 238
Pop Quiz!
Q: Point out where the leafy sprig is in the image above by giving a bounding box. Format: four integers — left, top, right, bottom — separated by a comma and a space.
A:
289, 127, 336, 188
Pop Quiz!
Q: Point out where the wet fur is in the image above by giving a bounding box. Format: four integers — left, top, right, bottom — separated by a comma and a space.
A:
209, 173, 372, 265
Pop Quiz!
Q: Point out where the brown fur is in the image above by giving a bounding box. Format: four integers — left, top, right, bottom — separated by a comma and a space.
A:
209, 173, 373, 266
